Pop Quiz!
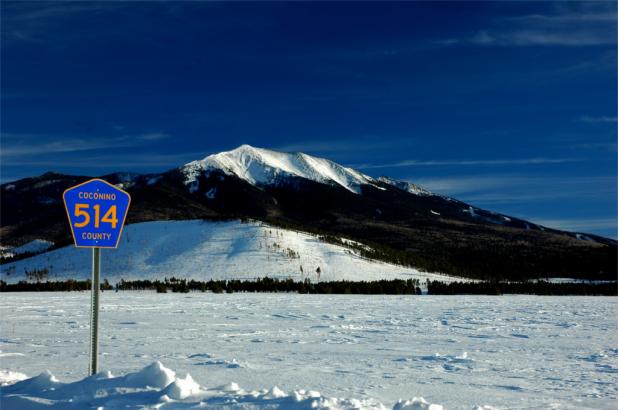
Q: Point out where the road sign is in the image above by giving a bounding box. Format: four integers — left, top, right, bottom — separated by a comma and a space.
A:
62, 178, 131, 376
63, 179, 131, 248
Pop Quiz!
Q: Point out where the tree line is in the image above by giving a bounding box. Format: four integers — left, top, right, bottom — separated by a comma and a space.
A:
0, 277, 421, 294
0, 279, 113, 292
426, 280, 617, 296
115, 277, 422, 295
1, 277, 616, 295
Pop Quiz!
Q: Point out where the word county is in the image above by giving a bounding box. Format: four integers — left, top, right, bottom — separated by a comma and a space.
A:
81, 231, 113, 241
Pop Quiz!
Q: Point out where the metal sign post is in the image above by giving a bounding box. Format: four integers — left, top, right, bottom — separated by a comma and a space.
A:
90, 248, 101, 375
63, 179, 131, 376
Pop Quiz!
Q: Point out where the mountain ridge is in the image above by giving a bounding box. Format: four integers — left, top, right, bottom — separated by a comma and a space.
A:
181, 145, 379, 194
1, 145, 616, 280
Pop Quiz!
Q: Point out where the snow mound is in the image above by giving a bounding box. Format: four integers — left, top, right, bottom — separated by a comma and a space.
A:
394, 398, 443, 410
126, 361, 176, 388
0, 362, 445, 410
0, 370, 27, 387
182, 144, 376, 194
8, 370, 58, 393
162, 373, 201, 399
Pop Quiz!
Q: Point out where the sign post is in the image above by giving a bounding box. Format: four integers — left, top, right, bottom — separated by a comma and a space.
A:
90, 247, 101, 375
63, 179, 131, 375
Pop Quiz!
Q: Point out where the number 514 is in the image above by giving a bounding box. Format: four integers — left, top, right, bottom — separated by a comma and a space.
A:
74, 204, 118, 228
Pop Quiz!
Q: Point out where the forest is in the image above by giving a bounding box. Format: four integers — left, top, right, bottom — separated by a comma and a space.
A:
1, 277, 615, 295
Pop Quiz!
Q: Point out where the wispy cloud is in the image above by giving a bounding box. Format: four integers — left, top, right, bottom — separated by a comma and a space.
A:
465, 29, 614, 47
355, 157, 581, 170
1, 150, 202, 183
391, 173, 617, 237
580, 116, 618, 123
273, 138, 413, 155
0, 150, 200, 183
410, 175, 616, 204
439, 4, 617, 47
1, 2, 125, 45
572, 142, 618, 152
137, 132, 169, 141
412, 176, 518, 196
2, 152, 199, 170
530, 218, 617, 234
0, 132, 170, 159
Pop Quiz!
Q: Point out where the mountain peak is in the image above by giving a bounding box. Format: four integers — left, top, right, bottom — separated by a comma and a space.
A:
182, 145, 375, 194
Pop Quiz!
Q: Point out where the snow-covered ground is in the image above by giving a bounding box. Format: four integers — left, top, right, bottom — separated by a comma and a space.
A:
9, 239, 54, 255
1, 293, 616, 409
0, 220, 456, 285
0, 239, 54, 260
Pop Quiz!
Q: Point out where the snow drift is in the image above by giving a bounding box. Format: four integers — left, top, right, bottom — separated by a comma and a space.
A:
0, 361, 445, 410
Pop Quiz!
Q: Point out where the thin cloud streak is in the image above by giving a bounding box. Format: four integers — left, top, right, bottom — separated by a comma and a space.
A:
410, 175, 616, 204
355, 158, 582, 170
463, 191, 609, 205
530, 218, 617, 234
466, 30, 616, 47
510, 12, 617, 24
572, 142, 617, 152
272, 137, 416, 155
580, 116, 618, 123
438, 5, 617, 47
1, 152, 197, 169
0, 151, 202, 183
2, 2, 125, 45
0, 132, 170, 158
410, 174, 617, 237
412, 176, 519, 195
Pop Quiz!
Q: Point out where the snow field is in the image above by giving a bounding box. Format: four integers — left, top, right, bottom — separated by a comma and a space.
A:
0, 220, 456, 286
1, 293, 616, 409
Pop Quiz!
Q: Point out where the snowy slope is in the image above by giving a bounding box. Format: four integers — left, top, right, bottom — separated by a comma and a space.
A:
0, 240, 54, 260
377, 176, 433, 196
0, 220, 453, 284
181, 145, 378, 194
9, 239, 53, 255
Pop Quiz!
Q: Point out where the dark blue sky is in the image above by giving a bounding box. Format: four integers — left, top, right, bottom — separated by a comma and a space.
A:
1, 1, 617, 238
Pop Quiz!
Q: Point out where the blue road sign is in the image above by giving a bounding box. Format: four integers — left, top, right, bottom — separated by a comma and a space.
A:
63, 179, 131, 248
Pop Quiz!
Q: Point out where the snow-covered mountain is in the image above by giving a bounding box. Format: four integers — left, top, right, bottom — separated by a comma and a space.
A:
377, 176, 432, 196
1, 144, 616, 281
181, 145, 379, 194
